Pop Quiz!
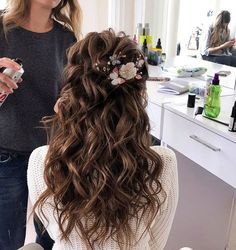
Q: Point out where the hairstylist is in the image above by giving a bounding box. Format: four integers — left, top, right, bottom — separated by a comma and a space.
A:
0, 1, 82, 249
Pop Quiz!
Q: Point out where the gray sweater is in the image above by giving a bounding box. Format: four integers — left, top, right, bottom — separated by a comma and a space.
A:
0, 21, 76, 152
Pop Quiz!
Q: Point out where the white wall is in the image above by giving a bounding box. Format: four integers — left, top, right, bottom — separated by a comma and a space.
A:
0, 0, 7, 9
80, 0, 109, 35
108, 0, 135, 35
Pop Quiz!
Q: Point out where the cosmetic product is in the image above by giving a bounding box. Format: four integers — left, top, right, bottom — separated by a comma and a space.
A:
142, 38, 148, 58
187, 93, 196, 108
204, 73, 221, 118
0, 58, 24, 107
228, 101, 236, 132
144, 23, 150, 35
136, 23, 143, 44
156, 38, 162, 50
155, 38, 162, 64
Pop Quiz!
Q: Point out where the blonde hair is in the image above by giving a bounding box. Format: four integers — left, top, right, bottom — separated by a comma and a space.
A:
209, 10, 230, 48
1, 0, 82, 39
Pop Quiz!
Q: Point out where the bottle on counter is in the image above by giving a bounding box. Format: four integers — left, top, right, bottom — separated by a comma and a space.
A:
155, 38, 162, 64
138, 23, 153, 50
156, 38, 162, 50
136, 23, 143, 45
229, 101, 236, 132
144, 23, 150, 35
142, 38, 148, 58
204, 73, 221, 118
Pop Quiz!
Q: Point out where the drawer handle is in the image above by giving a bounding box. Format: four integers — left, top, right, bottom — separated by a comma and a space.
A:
189, 135, 221, 152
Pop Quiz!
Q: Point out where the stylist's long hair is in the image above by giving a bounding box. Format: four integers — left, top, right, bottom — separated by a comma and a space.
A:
1, 0, 82, 39
34, 30, 165, 249
209, 10, 230, 48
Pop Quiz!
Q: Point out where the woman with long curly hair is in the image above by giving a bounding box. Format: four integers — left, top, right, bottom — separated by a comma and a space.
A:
201, 10, 236, 66
0, 0, 82, 249
28, 30, 178, 250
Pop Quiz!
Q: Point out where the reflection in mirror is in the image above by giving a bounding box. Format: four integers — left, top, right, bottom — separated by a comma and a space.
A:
177, 0, 236, 65
131, 0, 236, 63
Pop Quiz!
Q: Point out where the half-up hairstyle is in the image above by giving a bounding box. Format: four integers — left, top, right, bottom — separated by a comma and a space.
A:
209, 10, 230, 48
1, 0, 82, 39
34, 29, 165, 249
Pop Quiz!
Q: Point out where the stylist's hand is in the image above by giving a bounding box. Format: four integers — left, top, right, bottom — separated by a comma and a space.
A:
0, 57, 21, 93
220, 40, 235, 49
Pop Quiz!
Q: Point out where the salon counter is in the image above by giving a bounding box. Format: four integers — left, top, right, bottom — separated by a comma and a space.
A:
146, 57, 236, 250
146, 59, 236, 187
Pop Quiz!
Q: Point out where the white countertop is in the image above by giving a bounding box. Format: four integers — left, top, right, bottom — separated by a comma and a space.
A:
146, 56, 236, 143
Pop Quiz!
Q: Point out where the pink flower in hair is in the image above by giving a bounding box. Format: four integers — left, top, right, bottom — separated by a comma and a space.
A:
111, 78, 126, 85
109, 67, 119, 80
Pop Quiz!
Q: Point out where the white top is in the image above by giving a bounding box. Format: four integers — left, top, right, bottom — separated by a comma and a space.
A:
27, 146, 178, 250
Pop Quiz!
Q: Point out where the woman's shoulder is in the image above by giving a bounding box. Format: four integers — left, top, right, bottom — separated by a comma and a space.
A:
54, 21, 76, 36
28, 145, 49, 173
150, 146, 176, 163
150, 146, 177, 182
30, 145, 49, 160
53, 21, 77, 44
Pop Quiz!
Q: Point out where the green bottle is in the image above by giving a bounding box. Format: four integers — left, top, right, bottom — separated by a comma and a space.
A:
204, 73, 221, 118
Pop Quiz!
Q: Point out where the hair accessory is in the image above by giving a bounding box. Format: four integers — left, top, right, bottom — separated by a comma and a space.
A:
95, 53, 145, 85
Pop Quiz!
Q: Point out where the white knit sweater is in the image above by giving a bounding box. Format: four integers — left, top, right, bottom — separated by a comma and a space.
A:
27, 146, 178, 250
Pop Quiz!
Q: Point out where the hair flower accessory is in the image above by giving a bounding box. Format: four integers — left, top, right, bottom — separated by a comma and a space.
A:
119, 62, 137, 80
110, 67, 126, 85
95, 52, 145, 86
109, 55, 121, 66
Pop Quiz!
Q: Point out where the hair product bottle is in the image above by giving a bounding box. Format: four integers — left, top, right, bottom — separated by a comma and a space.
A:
204, 73, 221, 118
144, 23, 150, 35
136, 23, 143, 44
155, 38, 162, 64
156, 38, 162, 50
0, 58, 24, 107
142, 38, 148, 58
228, 101, 236, 132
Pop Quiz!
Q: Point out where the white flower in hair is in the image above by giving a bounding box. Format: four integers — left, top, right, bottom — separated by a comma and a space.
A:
119, 62, 137, 80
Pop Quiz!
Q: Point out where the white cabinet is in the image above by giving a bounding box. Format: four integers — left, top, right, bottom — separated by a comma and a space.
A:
146, 101, 163, 140
162, 108, 236, 188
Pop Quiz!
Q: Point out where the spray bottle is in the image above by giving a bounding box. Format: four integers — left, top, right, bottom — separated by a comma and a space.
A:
204, 73, 221, 118
0, 58, 24, 107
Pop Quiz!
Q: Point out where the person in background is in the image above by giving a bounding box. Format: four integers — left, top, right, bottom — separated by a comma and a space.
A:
28, 29, 178, 250
0, 0, 82, 249
201, 10, 236, 67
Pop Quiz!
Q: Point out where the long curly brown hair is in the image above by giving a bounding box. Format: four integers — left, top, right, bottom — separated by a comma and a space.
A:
34, 30, 165, 249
